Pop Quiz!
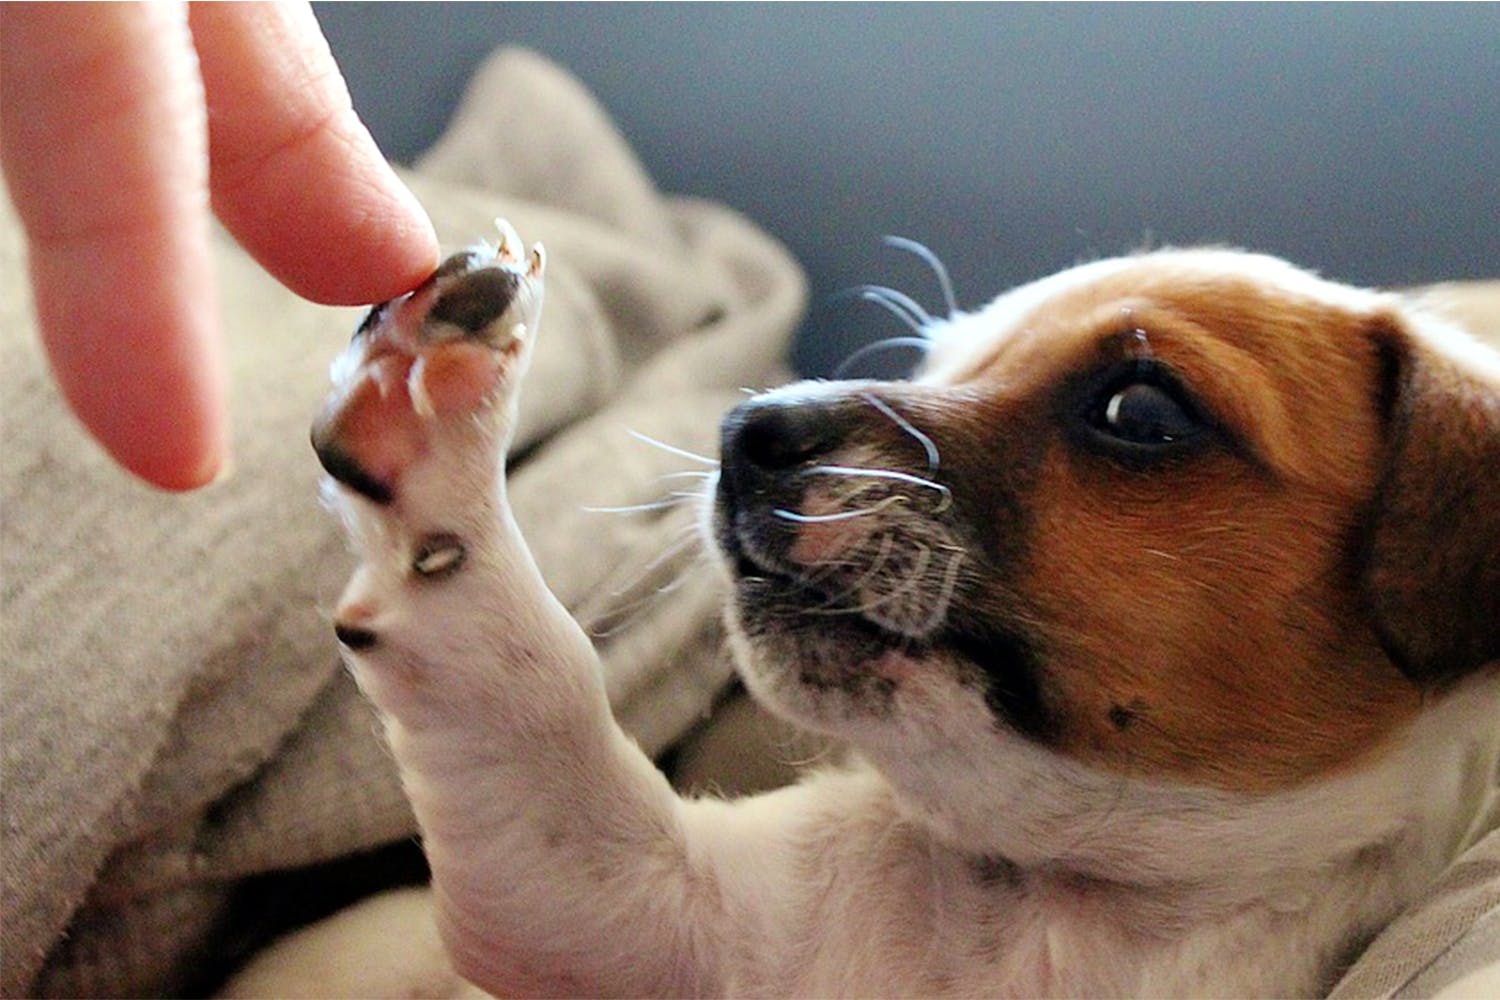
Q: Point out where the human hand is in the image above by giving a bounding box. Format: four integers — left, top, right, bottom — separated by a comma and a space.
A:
0, 1, 439, 490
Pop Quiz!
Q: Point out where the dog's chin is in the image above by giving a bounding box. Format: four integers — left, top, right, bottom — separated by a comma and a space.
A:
729, 565, 911, 712
720, 552, 1051, 749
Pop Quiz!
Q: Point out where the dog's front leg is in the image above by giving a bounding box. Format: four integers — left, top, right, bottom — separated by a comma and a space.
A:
311, 231, 723, 997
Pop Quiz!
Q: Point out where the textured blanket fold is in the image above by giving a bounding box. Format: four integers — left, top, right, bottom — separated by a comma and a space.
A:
0, 48, 804, 997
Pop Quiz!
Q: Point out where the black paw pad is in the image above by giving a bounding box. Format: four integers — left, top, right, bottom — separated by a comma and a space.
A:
310, 433, 394, 506
427, 269, 521, 337
334, 622, 379, 650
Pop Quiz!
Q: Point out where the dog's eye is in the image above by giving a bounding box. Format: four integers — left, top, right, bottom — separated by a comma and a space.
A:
1096, 382, 1202, 445
1077, 363, 1210, 458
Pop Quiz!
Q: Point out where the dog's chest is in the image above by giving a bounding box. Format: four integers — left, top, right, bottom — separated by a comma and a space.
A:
734, 834, 1137, 996
742, 849, 1333, 998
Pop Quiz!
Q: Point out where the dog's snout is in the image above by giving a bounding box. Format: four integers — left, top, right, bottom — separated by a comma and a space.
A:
722, 397, 844, 474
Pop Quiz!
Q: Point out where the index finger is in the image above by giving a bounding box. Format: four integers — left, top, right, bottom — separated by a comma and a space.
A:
188, 1, 439, 305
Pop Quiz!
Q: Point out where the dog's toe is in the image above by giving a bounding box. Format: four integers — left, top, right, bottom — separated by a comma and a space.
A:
311, 223, 545, 503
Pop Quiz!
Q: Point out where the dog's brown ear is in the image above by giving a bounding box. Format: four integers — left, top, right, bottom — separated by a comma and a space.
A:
1361, 311, 1500, 685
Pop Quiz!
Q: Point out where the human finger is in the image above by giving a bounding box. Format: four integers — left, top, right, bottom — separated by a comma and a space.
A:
0, 1, 229, 490
187, 1, 438, 306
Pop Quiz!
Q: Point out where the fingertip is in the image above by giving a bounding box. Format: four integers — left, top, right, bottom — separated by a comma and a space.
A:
117, 426, 232, 493
48, 329, 231, 494
50, 344, 232, 494
190, 2, 440, 307
2, 2, 234, 493
23, 211, 230, 495
348, 164, 441, 302
57, 327, 231, 493
247, 147, 441, 306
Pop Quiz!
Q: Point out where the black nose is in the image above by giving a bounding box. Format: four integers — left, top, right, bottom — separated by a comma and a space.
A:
721, 396, 845, 475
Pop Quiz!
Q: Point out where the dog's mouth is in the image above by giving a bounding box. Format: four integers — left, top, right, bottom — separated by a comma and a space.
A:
726, 542, 910, 645
714, 449, 967, 634
716, 478, 951, 637
714, 475, 1055, 740
708, 389, 1056, 739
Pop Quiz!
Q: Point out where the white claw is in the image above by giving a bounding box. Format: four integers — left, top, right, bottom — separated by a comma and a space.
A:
511, 322, 528, 344
407, 357, 437, 420
528, 243, 546, 278
494, 218, 523, 262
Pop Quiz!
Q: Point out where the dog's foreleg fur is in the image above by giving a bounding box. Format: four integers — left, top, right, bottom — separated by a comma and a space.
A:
336, 433, 733, 996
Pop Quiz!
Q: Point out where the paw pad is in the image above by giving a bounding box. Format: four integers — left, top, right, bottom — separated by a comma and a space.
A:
413, 534, 467, 579
312, 220, 546, 504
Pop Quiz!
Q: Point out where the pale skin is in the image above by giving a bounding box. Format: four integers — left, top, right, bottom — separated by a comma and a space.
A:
0, 1, 438, 490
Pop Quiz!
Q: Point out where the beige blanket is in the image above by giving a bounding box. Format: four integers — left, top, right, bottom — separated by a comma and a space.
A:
0, 49, 804, 996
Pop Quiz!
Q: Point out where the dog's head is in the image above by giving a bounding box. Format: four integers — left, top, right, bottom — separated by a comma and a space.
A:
712, 249, 1499, 872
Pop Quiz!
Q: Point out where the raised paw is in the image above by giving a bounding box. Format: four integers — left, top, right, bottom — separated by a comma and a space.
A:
311, 220, 545, 505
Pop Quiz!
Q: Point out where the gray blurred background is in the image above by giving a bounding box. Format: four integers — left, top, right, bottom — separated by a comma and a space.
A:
314, 3, 1500, 376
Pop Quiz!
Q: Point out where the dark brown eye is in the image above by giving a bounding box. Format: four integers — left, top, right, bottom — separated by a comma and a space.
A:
1097, 381, 1202, 445
1073, 360, 1212, 460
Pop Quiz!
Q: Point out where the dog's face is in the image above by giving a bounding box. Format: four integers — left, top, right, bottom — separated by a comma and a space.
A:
712, 249, 1499, 863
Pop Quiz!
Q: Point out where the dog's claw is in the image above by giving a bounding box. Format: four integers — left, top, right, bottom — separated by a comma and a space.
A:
495, 217, 524, 264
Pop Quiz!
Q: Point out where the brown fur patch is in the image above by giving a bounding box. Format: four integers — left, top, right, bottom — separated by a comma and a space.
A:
922, 256, 1448, 790
1361, 318, 1500, 682
733, 252, 1497, 794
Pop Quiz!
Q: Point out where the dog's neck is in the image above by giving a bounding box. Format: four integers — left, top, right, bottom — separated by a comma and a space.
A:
860, 672, 1498, 917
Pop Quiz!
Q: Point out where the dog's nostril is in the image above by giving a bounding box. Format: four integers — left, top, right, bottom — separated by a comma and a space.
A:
725, 398, 841, 472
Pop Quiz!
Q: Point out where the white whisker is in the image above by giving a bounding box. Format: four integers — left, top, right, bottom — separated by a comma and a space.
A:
925, 548, 968, 632
833, 336, 935, 380
626, 429, 719, 467
845, 284, 933, 330
860, 393, 940, 474
773, 496, 908, 524
883, 235, 958, 317
856, 542, 933, 614
582, 496, 691, 515
642, 521, 705, 572
654, 567, 698, 596
807, 534, 898, 614
806, 465, 952, 512
594, 527, 708, 629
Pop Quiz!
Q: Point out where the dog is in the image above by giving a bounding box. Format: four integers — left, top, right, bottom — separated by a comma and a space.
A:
241, 230, 1499, 997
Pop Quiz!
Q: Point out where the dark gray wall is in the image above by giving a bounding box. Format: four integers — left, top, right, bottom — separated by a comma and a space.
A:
315, 3, 1500, 376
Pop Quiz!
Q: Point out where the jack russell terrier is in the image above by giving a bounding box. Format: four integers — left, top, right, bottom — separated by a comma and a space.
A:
244, 229, 1500, 997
